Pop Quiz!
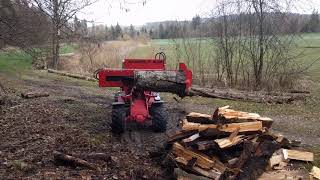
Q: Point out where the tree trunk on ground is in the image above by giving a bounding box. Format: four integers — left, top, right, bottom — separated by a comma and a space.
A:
46, 69, 309, 104
53, 151, 98, 170
189, 87, 308, 104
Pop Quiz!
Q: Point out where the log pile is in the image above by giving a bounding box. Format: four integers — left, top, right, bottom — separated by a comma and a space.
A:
167, 106, 314, 180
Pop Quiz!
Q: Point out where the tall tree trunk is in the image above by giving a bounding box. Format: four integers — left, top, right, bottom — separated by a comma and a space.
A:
52, 0, 60, 69
256, 0, 264, 88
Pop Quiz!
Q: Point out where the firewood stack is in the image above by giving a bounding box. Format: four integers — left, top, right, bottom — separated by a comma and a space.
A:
166, 106, 314, 180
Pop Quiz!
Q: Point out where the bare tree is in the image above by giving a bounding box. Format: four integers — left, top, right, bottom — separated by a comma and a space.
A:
1, 0, 51, 69
79, 37, 101, 71
0, 0, 17, 48
211, 0, 310, 90
32, 0, 96, 69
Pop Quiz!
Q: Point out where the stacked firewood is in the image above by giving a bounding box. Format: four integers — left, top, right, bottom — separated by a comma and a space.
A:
166, 106, 314, 180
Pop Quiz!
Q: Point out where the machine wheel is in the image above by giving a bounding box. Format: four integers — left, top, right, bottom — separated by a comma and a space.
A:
114, 92, 122, 102
111, 106, 127, 134
150, 103, 168, 132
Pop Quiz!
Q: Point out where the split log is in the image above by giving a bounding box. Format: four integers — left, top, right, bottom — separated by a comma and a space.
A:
182, 120, 263, 133
189, 87, 308, 104
199, 128, 229, 138
186, 112, 214, 124
53, 151, 98, 170
227, 158, 239, 167
48, 69, 97, 82
214, 135, 244, 149
283, 149, 314, 162
172, 142, 226, 172
21, 92, 49, 99
134, 71, 187, 96
182, 133, 200, 143
228, 127, 240, 141
167, 130, 198, 144
234, 140, 281, 179
174, 168, 212, 180
196, 140, 219, 151
310, 166, 320, 179
268, 149, 287, 169
213, 107, 273, 128
175, 157, 221, 179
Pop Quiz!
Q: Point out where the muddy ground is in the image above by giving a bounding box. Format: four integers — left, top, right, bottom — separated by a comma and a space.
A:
0, 72, 188, 179
0, 71, 316, 179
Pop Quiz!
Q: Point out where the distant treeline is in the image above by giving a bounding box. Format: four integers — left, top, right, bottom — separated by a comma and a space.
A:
81, 12, 320, 40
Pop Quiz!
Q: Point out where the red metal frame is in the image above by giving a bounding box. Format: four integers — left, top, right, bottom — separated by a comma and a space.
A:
98, 58, 192, 123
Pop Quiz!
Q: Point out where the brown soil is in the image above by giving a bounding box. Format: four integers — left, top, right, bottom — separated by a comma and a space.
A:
0, 72, 186, 179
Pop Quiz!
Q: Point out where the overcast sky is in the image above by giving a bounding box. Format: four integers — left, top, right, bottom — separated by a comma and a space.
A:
78, 0, 319, 26
78, 0, 215, 26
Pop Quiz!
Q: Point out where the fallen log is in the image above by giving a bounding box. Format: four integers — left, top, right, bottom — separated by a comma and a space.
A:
48, 69, 97, 82
172, 142, 226, 172
21, 92, 49, 99
189, 87, 308, 104
53, 151, 98, 170
47, 69, 308, 103
182, 120, 263, 133
86, 153, 109, 161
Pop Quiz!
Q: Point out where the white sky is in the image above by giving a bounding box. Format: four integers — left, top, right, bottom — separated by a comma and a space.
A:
78, 0, 320, 26
78, 0, 215, 26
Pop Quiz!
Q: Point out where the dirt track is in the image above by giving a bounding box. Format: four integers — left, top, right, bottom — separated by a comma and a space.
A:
0, 72, 188, 179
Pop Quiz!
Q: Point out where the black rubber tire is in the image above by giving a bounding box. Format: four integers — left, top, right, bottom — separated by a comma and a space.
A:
111, 106, 126, 134
150, 103, 168, 132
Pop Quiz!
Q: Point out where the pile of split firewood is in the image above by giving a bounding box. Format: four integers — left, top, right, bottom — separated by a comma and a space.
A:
166, 106, 316, 180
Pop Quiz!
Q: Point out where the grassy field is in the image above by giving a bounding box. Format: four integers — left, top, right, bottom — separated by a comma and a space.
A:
0, 51, 32, 74
0, 43, 77, 74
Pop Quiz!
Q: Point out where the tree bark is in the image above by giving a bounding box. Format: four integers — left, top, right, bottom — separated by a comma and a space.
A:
134, 71, 187, 96
52, 0, 60, 69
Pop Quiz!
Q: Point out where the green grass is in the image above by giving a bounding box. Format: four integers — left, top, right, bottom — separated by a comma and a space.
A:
0, 43, 78, 73
0, 51, 32, 73
60, 43, 79, 54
